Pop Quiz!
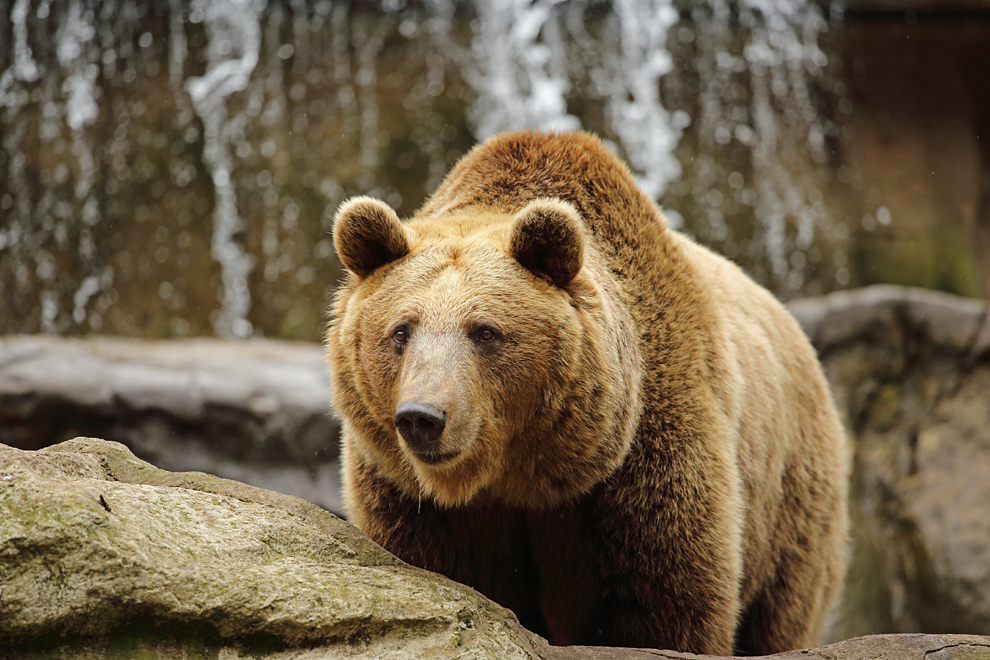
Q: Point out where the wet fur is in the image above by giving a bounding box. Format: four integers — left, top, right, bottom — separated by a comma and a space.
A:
326, 130, 849, 655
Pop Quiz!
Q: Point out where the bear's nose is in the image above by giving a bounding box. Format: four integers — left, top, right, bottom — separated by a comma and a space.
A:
393, 401, 449, 461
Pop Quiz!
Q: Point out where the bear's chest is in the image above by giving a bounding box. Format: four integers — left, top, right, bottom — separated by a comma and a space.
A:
435, 503, 599, 645
526, 507, 600, 645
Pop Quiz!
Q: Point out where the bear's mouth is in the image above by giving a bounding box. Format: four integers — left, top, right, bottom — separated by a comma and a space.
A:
412, 449, 462, 465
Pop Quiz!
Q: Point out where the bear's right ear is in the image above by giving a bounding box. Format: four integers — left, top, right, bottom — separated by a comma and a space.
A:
333, 197, 411, 278
509, 199, 585, 288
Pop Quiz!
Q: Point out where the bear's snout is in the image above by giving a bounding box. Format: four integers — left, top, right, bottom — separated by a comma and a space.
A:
393, 401, 455, 463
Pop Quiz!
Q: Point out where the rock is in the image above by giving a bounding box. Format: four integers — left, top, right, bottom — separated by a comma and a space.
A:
0, 437, 549, 659
3, 437, 987, 660
789, 286, 990, 639
550, 635, 990, 659
0, 335, 343, 512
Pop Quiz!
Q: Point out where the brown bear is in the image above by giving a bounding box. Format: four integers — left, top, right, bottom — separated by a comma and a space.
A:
325, 130, 848, 656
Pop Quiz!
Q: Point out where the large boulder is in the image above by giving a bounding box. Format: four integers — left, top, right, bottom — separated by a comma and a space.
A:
0, 437, 547, 659
2, 436, 987, 660
790, 286, 990, 639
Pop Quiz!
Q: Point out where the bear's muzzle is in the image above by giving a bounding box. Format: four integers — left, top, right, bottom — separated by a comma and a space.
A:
393, 401, 459, 464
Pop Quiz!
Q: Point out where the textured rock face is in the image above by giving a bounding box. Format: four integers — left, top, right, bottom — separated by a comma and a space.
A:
0, 437, 548, 659
552, 635, 990, 660
0, 335, 342, 512
790, 286, 990, 639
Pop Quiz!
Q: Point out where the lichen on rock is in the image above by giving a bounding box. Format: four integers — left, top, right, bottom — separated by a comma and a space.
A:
0, 437, 548, 659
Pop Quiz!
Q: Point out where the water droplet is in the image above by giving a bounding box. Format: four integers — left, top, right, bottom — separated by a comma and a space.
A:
296, 266, 315, 285
232, 318, 253, 338
876, 206, 892, 226
399, 18, 418, 38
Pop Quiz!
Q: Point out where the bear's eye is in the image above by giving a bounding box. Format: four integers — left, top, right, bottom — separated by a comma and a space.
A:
472, 326, 498, 343
393, 328, 409, 345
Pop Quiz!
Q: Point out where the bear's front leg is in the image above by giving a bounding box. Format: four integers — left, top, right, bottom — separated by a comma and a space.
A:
587, 452, 745, 655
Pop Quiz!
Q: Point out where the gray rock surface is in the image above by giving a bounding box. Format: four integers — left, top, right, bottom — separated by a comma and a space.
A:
0, 437, 547, 659
551, 635, 990, 659
0, 335, 342, 512
791, 286, 990, 640
3, 437, 987, 660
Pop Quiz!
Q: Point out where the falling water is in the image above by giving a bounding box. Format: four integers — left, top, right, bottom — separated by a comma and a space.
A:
186, 0, 263, 338
427, 0, 582, 138
57, 1, 104, 327
688, 0, 837, 292
0, 0, 843, 339
429, 0, 688, 201
605, 0, 686, 201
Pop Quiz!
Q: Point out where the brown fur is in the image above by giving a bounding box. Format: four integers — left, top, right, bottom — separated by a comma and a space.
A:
326, 130, 849, 655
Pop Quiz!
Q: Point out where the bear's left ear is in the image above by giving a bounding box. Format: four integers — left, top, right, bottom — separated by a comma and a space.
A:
509, 199, 585, 288
333, 196, 411, 278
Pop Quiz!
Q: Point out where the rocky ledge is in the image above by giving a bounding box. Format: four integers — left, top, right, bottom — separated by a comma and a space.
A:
2, 437, 988, 660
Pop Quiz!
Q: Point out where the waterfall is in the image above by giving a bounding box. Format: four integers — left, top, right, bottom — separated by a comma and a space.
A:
427, 0, 685, 199
57, 1, 105, 325
0, 0, 841, 338
186, 0, 264, 338
10, 0, 40, 84
427, 0, 830, 255
691, 0, 835, 293
448, 0, 581, 138
605, 0, 685, 201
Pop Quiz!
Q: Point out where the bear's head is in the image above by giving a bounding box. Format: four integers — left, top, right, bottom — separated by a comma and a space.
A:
328, 197, 641, 509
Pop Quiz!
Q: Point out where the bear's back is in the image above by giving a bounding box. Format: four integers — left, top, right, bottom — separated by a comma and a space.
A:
417, 131, 670, 282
